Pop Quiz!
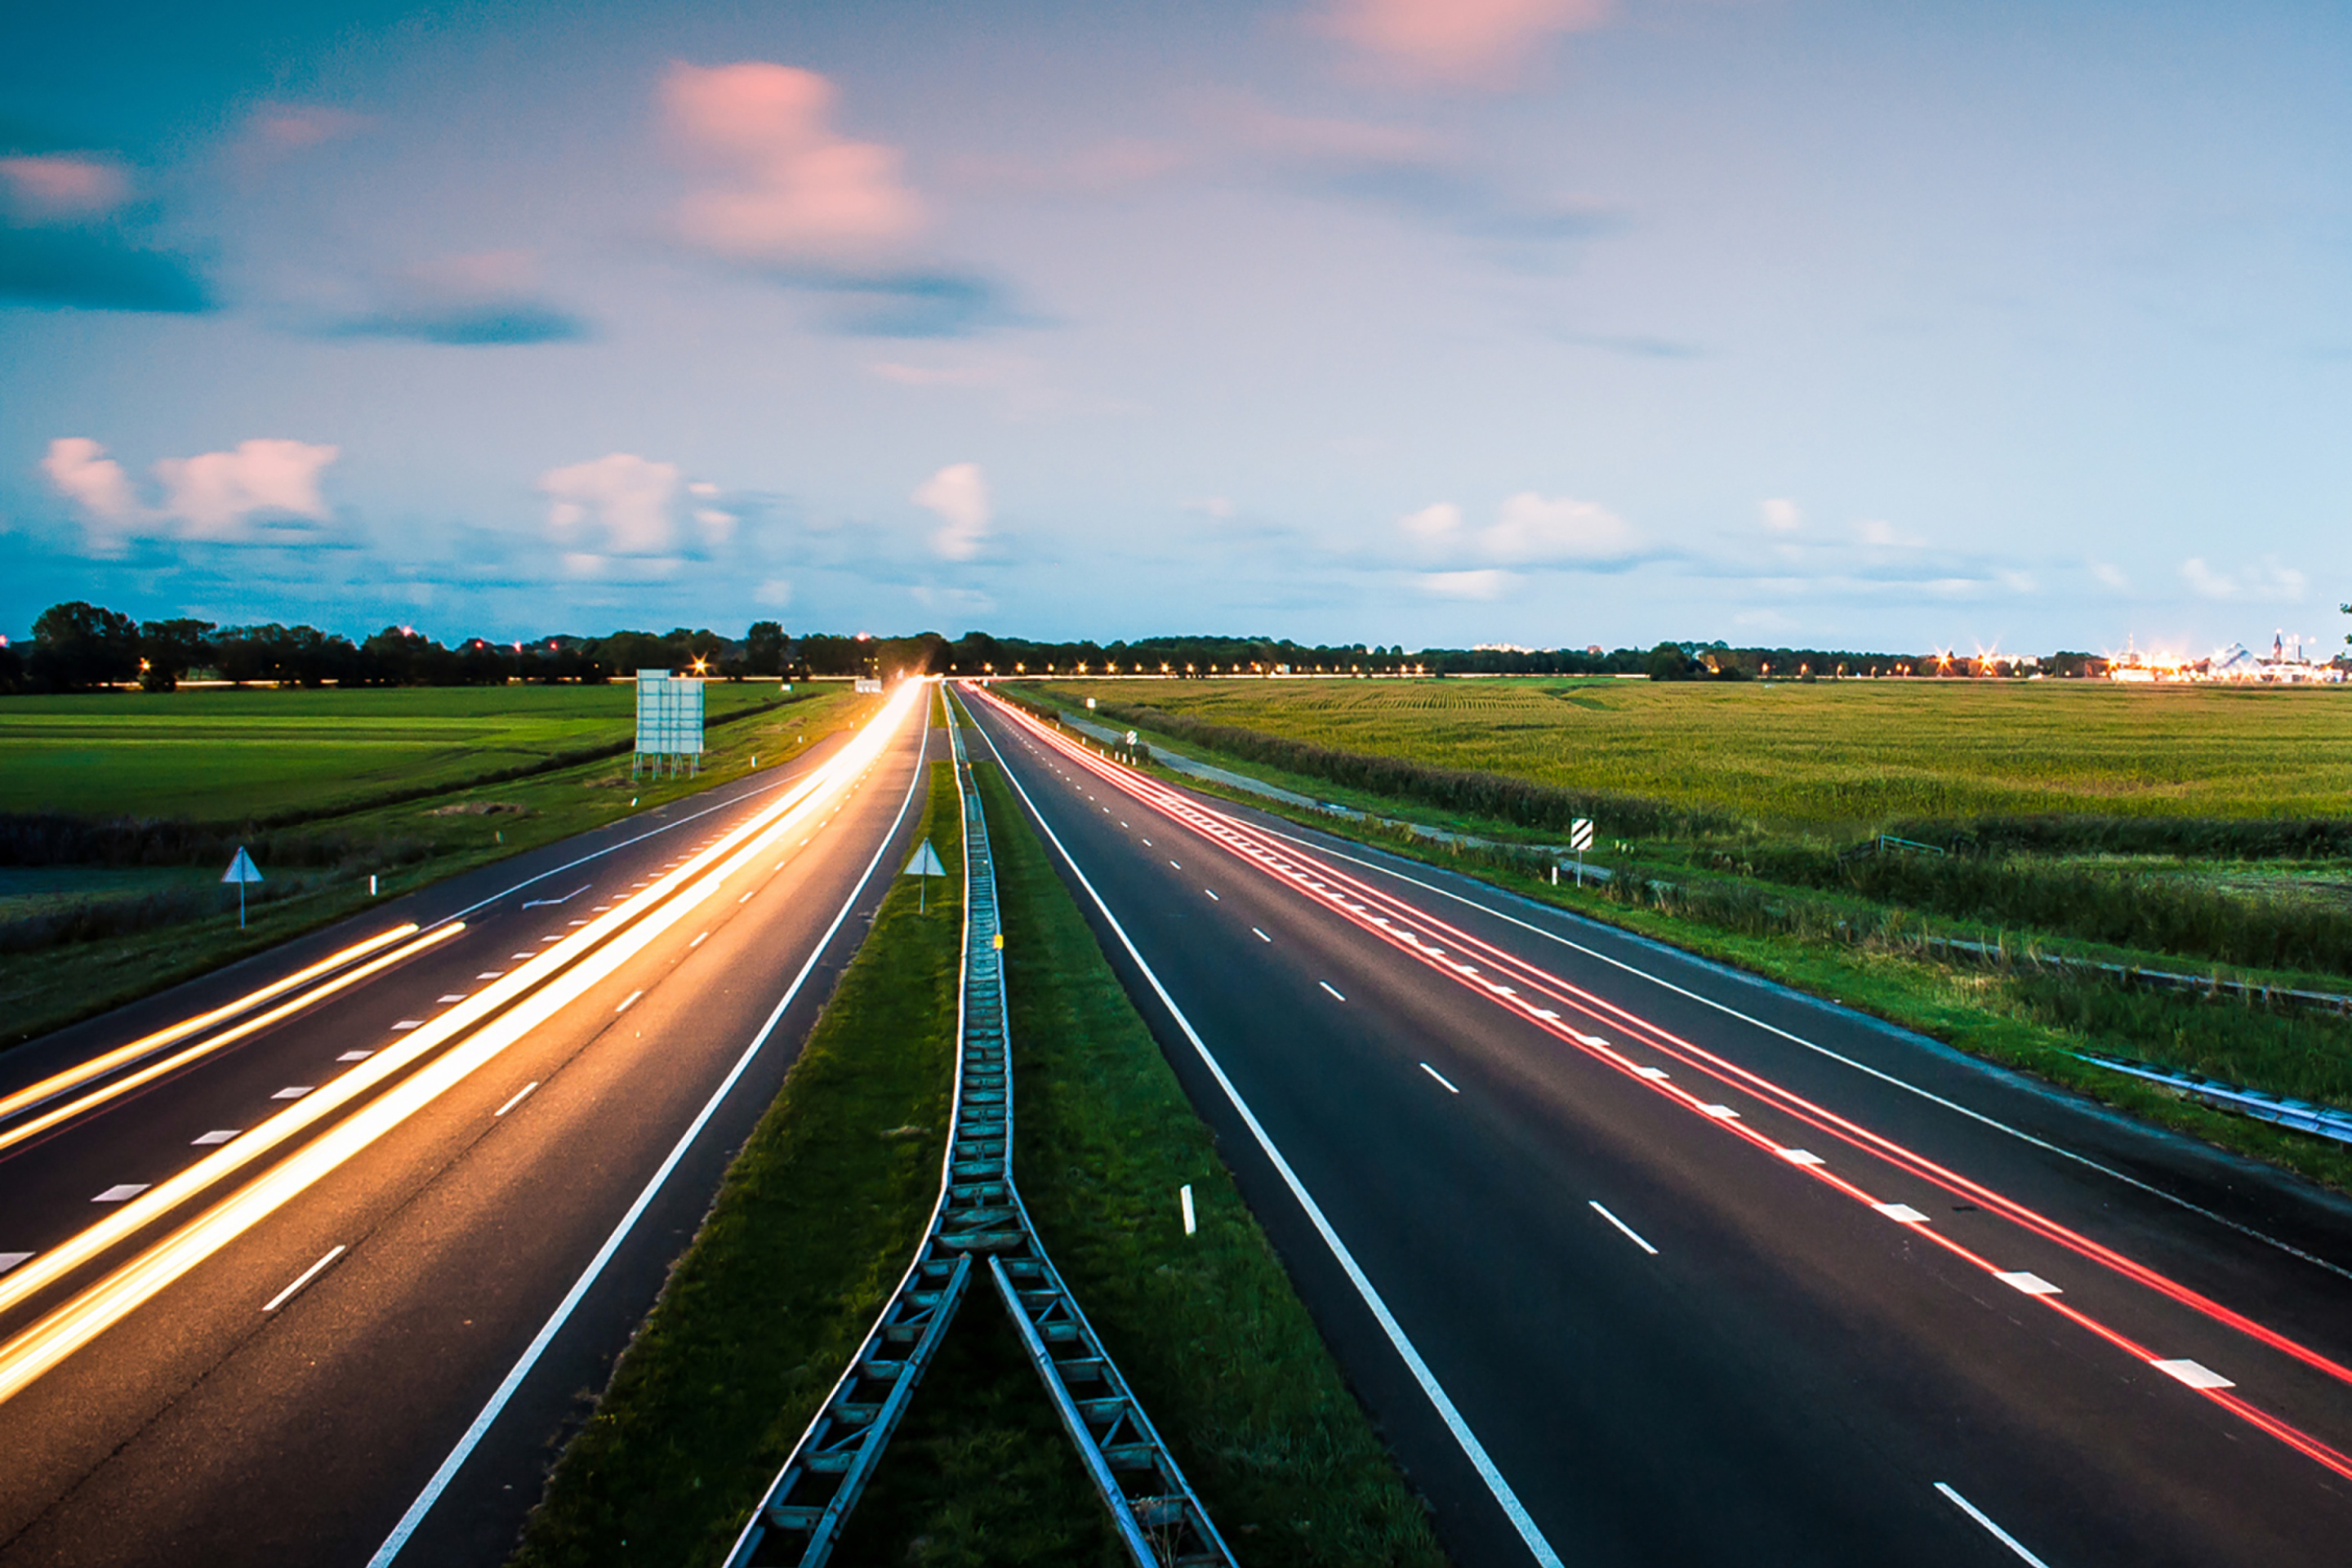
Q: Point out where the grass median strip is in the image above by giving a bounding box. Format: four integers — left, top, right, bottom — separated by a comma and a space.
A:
510, 760, 963, 1568
828, 756, 1444, 1566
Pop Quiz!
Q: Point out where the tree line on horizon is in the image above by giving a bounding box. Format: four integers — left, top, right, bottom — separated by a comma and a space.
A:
2, 599, 2118, 695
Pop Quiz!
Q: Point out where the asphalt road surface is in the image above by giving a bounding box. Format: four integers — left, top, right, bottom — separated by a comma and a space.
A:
0, 684, 935, 1566
960, 683, 2352, 1568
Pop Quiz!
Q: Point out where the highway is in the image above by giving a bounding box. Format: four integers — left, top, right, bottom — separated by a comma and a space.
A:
960, 684, 2352, 1568
0, 681, 935, 1567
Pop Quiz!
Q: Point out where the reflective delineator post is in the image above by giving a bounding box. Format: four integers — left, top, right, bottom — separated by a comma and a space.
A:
222, 846, 264, 929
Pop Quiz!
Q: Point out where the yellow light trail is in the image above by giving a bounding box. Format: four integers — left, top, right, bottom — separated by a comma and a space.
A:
0, 680, 926, 1406
0, 924, 420, 1125
0, 924, 466, 1159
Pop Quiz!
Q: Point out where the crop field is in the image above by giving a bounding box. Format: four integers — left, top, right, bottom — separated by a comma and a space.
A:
0, 682, 800, 823
1049, 677, 2352, 832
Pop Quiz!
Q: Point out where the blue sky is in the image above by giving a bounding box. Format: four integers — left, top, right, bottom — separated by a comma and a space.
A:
2, 0, 2345, 655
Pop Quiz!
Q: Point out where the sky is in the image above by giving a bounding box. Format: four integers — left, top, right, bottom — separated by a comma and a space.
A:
2, 0, 2346, 656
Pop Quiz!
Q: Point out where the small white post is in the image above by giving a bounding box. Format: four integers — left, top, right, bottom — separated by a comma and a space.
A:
1180, 1184, 1196, 1235
369, 874, 377, 897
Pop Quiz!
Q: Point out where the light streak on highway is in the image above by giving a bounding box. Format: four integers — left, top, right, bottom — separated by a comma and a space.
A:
0, 679, 927, 1409
0, 924, 466, 1157
968, 682, 2352, 1486
0, 923, 420, 1125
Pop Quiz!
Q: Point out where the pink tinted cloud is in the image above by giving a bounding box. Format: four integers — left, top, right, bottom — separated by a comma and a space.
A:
0, 155, 131, 222
252, 105, 369, 149
1318, 0, 1613, 85
154, 439, 339, 541
663, 61, 924, 267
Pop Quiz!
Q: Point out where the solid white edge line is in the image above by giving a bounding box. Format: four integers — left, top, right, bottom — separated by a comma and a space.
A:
1587, 1200, 1659, 1256
365, 710, 933, 1567
1250, 820, 2352, 1285
966, 698, 1565, 1568
262, 1244, 345, 1312
1934, 1481, 2051, 1567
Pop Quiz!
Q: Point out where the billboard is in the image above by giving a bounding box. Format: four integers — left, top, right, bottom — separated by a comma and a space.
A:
635, 669, 705, 757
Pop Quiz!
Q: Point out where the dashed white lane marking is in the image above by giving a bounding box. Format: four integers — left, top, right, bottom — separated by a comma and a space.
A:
437, 994, 466, 1004
1169, 859, 1182, 869
1204, 889, 1220, 902
1531, 1008, 1560, 1020
510, 952, 534, 960
263, 1245, 346, 1312
1141, 837, 1152, 846
392, 1020, 421, 1031
1419, 1062, 1461, 1094
1634, 1066, 1670, 1080
93, 1185, 149, 1203
0, 1253, 31, 1275
2152, 1357, 2234, 1389
1995, 1270, 2061, 1296
1775, 1148, 1825, 1167
1935, 1483, 2051, 1567
1120, 821, 1129, 828
1320, 981, 1347, 1001
1875, 1202, 1931, 1224
494, 1082, 540, 1118
192, 1129, 238, 1145
338, 1050, 374, 1062
272, 1086, 313, 1100
1588, 1200, 1660, 1256
1252, 928, 1271, 942
1700, 1104, 1740, 1119
739, 890, 755, 903
567, 919, 589, 926
689, 931, 710, 948
617, 990, 644, 1013
476, 971, 505, 981
538, 934, 562, 942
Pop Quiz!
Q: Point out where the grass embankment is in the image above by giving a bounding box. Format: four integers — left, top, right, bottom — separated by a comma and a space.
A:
1021, 701, 2352, 1193
513, 745, 1446, 1566
1, 684, 871, 1049
512, 761, 964, 1568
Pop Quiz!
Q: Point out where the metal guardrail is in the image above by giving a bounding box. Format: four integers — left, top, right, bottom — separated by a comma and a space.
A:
725, 693, 1234, 1568
2074, 1052, 2352, 1146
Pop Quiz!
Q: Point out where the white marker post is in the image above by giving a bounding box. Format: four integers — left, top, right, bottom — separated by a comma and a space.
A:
222, 846, 264, 929
1570, 817, 1595, 886
1180, 1183, 1196, 1236
903, 839, 947, 912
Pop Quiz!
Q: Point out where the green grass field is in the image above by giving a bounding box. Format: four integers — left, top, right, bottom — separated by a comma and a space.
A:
0, 683, 795, 822
1045, 678, 2352, 832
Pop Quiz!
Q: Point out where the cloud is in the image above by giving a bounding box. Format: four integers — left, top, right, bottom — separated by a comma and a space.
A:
335, 251, 589, 345
1220, 97, 1617, 253
0, 225, 211, 313
540, 454, 683, 567
1316, 0, 1614, 87
1397, 501, 1463, 544
0, 155, 129, 222
2091, 560, 2130, 591
1857, 517, 1922, 548
755, 577, 793, 607
1418, 568, 1512, 599
248, 105, 369, 153
665, 61, 924, 269
1761, 498, 1801, 533
42, 436, 338, 551
913, 462, 991, 560
819, 271, 1013, 337
1996, 569, 2039, 594
1484, 492, 1636, 562
2181, 556, 2306, 602
154, 439, 340, 541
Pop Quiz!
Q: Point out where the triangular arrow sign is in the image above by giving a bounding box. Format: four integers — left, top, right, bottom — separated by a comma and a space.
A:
902, 841, 946, 878
221, 847, 264, 884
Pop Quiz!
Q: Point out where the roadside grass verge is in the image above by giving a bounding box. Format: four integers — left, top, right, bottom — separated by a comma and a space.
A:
832, 755, 1445, 1566
0, 687, 871, 1049
503, 756, 962, 1566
